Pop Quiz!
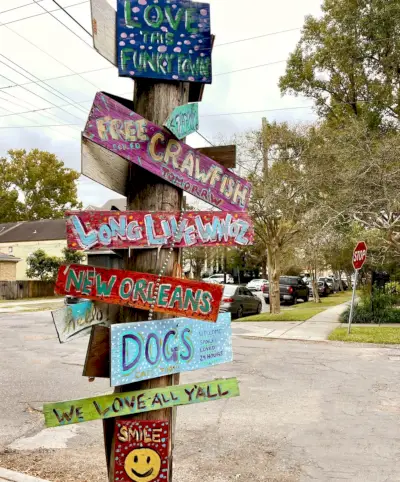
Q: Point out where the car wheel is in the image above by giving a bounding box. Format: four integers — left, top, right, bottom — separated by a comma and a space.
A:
256, 302, 262, 314
264, 297, 270, 304
303, 294, 309, 302
236, 306, 243, 319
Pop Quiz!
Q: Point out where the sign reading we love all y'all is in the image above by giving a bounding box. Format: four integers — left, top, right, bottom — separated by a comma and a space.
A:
111, 313, 232, 386
55, 264, 223, 322
83, 92, 252, 211
66, 211, 254, 250
117, 0, 212, 84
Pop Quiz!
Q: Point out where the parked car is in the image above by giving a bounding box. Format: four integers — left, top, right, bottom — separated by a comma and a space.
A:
263, 276, 310, 305
246, 279, 268, 292
317, 281, 331, 297
219, 285, 262, 319
341, 279, 349, 291
318, 277, 340, 292
202, 273, 234, 284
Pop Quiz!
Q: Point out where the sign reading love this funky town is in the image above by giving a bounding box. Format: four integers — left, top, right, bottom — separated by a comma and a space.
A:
44, 378, 239, 427
83, 92, 251, 211
66, 211, 254, 250
55, 264, 223, 322
117, 0, 212, 84
114, 420, 170, 482
111, 313, 232, 386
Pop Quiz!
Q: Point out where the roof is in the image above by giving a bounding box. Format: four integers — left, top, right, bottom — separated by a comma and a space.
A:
0, 219, 66, 243
0, 252, 21, 262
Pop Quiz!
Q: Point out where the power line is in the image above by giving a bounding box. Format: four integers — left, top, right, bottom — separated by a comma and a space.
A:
215, 28, 301, 47
195, 131, 214, 146
215, 59, 286, 76
0, 123, 81, 129
0, 1, 88, 20
32, 0, 92, 46
51, 0, 92, 37
201, 105, 314, 117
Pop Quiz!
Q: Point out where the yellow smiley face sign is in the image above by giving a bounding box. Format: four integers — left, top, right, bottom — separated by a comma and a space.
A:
124, 448, 161, 482
114, 419, 169, 482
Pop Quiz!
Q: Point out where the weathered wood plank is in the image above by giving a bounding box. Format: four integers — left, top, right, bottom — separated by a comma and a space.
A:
83, 92, 251, 211
66, 210, 254, 250
43, 378, 240, 427
55, 264, 223, 322
90, 0, 116, 65
198, 145, 237, 169
83, 325, 110, 378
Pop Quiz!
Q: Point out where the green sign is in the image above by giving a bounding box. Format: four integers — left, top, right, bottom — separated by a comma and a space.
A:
43, 378, 240, 427
164, 103, 199, 140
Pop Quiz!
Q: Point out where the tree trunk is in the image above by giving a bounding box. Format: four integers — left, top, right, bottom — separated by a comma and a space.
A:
312, 260, 321, 303
267, 245, 280, 314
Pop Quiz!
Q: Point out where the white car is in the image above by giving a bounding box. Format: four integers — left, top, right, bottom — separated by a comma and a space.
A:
246, 279, 268, 291
203, 273, 234, 284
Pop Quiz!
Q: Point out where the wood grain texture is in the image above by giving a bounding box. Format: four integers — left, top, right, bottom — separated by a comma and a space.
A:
66, 210, 254, 250
43, 378, 240, 427
83, 325, 110, 378
90, 0, 116, 64
197, 145, 237, 169
55, 264, 223, 322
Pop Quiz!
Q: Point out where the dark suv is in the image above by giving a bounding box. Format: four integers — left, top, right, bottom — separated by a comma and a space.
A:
263, 276, 310, 305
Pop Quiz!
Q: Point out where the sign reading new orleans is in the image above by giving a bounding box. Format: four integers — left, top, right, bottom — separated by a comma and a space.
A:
55, 264, 223, 322
111, 313, 232, 386
66, 211, 254, 250
117, 0, 212, 83
83, 93, 251, 211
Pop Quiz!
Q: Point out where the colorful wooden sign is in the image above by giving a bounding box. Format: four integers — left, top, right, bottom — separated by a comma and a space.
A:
164, 103, 199, 140
116, 0, 212, 84
83, 92, 251, 211
51, 301, 115, 343
55, 264, 223, 322
43, 377, 240, 427
66, 211, 254, 251
111, 312, 232, 386
114, 420, 169, 482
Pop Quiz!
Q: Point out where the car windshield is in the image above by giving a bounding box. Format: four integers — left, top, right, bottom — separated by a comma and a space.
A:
223, 286, 237, 296
280, 277, 298, 285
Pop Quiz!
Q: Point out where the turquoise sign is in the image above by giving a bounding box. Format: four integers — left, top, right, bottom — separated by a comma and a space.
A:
110, 312, 232, 387
164, 103, 199, 140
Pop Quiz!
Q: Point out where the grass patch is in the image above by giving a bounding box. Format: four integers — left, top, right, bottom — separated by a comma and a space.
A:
238, 291, 353, 322
329, 326, 400, 344
0, 296, 61, 304
19, 303, 64, 312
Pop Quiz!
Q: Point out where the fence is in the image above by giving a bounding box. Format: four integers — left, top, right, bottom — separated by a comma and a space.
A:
0, 280, 55, 300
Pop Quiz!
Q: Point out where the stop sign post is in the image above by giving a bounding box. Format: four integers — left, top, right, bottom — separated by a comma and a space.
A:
348, 241, 368, 334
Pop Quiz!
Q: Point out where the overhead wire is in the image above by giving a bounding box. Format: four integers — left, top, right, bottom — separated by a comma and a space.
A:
50, 0, 92, 37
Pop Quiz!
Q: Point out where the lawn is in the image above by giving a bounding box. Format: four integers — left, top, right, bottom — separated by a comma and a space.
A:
238, 291, 353, 322
329, 326, 400, 344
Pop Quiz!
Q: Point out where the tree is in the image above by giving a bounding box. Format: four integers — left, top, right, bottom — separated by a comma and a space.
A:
26, 248, 85, 282
279, 0, 400, 130
0, 149, 82, 222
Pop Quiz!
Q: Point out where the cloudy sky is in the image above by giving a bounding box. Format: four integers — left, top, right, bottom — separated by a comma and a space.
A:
0, 0, 321, 207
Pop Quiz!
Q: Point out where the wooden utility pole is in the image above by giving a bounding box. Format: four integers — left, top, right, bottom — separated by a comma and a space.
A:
106, 80, 189, 481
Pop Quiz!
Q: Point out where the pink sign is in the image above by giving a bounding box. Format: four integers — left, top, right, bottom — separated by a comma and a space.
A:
83, 93, 252, 211
66, 210, 254, 250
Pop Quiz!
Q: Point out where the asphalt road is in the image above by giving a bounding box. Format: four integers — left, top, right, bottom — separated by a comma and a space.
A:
1, 310, 400, 482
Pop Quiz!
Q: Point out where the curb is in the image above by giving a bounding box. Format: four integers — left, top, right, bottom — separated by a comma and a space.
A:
0, 468, 50, 482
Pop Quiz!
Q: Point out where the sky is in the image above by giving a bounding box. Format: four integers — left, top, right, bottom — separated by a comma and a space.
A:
0, 0, 322, 207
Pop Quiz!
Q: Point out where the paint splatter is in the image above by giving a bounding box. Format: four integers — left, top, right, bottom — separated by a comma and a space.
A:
132, 6, 140, 12
184, 40, 191, 45
120, 33, 127, 38
129, 33, 134, 37
119, 41, 125, 46
172, 75, 179, 79
174, 47, 181, 53
129, 71, 135, 75
200, 8, 208, 16
188, 76, 195, 81
189, 50, 193, 54
138, 0, 147, 4
130, 40, 135, 44
158, 45, 167, 53
194, 45, 199, 51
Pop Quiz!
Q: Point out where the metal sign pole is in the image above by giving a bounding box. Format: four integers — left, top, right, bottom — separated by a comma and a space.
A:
348, 269, 359, 334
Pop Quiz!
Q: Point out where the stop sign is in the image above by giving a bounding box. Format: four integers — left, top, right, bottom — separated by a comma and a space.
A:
353, 241, 367, 270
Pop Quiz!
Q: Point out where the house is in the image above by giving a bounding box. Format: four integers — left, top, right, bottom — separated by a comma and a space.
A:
0, 199, 126, 280
0, 252, 21, 281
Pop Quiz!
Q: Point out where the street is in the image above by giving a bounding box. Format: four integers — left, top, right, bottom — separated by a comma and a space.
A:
1, 310, 400, 482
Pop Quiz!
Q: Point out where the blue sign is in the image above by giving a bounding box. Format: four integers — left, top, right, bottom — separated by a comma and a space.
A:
116, 0, 212, 83
110, 313, 232, 386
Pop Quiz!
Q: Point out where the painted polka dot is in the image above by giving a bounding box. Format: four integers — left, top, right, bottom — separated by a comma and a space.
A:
174, 47, 181, 53
120, 32, 127, 38
119, 41, 125, 46
184, 40, 191, 45
138, 0, 147, 4
158, 45, 167, 53
130, 40, 135, 44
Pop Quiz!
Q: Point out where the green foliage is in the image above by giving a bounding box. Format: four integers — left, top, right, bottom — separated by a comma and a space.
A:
26, 248, 86, 282
0, 149, 82, 222
340, 289, 400, 324
385, 282, 400, 295
279, 0, 400, 129
329, 326, 400, 344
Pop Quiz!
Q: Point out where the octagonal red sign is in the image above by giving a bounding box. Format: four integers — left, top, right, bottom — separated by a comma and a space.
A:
353, 241, 367, 270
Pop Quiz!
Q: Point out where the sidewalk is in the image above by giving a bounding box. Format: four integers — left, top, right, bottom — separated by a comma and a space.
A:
0, 468, 50, 482
232, 300, 351, 341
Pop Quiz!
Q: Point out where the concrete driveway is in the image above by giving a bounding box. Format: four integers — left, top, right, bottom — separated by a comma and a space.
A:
1, 310, 400, 481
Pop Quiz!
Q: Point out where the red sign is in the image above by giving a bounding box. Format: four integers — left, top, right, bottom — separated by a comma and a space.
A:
352, 241, 367, 270
114, 419, 169, 482
83, 92, 252, 211
55, 264, 223, 322
66, 210, 254, 250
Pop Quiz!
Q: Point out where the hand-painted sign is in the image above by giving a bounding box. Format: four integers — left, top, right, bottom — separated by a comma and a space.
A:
55, 264, 223, 322
51, 301, 114, 343
164, 103, 199, 140
66, 211, 254, 250
83, 92, 251, 211
114, 420, 169, 482
116, 0, 212, 84
43, 377, 240, 427
111, 313, 232, 386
